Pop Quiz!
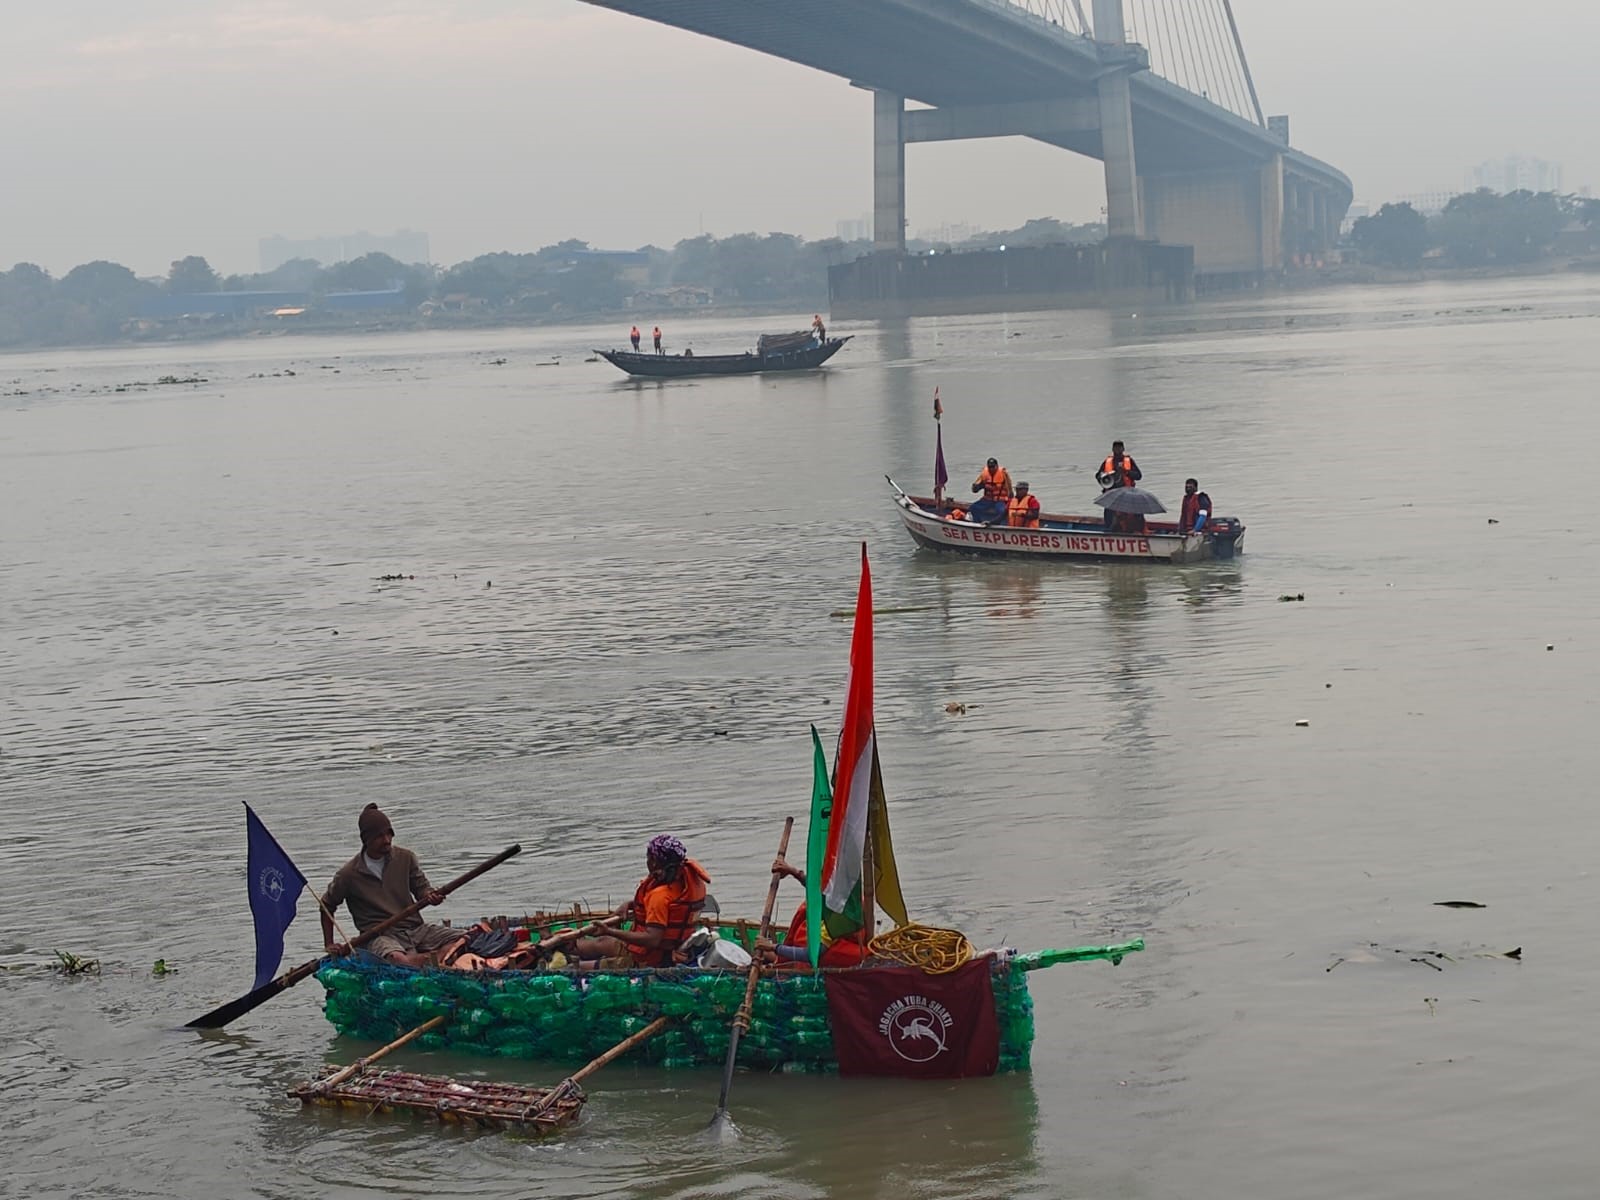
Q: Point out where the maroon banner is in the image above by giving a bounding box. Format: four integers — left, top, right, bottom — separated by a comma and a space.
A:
823, 958, 999, 1078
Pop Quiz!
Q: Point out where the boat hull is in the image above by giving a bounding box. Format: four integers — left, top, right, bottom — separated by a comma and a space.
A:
597, 337, 850, 378
892, 487, 1244, 563
317, 952, 1038, 1074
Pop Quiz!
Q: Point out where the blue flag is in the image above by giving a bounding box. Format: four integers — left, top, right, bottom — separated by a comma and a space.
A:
244, 803, 308, 990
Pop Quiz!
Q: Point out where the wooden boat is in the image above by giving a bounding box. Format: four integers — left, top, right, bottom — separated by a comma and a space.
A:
595, 333, 851, 378
888, 478, 1245, 563
315, 919, 1140, 1074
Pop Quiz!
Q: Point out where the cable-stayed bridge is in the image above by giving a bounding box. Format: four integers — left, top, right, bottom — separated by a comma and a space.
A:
578, 0, 1350, 277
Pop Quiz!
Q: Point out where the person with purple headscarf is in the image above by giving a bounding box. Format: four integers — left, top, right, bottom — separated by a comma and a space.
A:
568, 835, 712, 968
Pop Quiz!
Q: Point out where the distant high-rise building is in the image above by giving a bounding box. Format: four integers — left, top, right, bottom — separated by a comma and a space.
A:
1466, 156, 1563, 195
258, 230, 431, 272
1392, 190, 1459, 217
835, 216, 871, 243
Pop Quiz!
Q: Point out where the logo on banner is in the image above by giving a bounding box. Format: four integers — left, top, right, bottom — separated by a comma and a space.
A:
258, 866, 286, 903
878, 994, 954, 1062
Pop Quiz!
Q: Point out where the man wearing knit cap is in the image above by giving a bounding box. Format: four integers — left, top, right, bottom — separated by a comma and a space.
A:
320, 803, 452, 967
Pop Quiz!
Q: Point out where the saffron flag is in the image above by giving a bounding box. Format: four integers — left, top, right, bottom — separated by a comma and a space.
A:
804, 725, 832, 969
245, 803, 308, 990
824, 958, 999, 1078
821, 545, 909, 942
934, 424, 949, 494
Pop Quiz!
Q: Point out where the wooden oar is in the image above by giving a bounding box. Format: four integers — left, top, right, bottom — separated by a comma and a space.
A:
503, 914, 622, 969
523, 1014, 674, 1119
186, 843, 522, 1030
710, 817, 793, 1130
309, 1014, 449, 1094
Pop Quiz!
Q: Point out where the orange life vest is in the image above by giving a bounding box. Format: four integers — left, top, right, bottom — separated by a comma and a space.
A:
1008, 494, 1040, 528
626, 859, 709, 967
947, 507, 967, 522
1100, 455, 1135, 488
975, 465, 1012, 501
784, 904, 869, 967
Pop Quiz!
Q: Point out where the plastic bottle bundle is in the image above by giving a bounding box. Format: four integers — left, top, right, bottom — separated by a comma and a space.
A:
319, 966, 367, 997
641, 980, 702, 1019
529, 975, 579, 1007
792, 1027, 835, 1059
536, 1009, 586, 1045
372, 976, 412, 998
749, 985, 780, 1020
436, 974, 489, 1006
705, 976, 746, 1013
323, 991, 362, 1029
583, 974, 639, 1014
791, 980, 830, 1016
653, 1030, 696, 1061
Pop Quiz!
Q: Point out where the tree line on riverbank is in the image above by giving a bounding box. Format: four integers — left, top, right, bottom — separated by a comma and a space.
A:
0, 216, 1103, 349
1350, 189, 1599, 269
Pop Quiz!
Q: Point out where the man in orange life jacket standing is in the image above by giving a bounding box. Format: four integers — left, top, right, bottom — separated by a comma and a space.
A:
652, 325, 663, 355
970, 457, 1013, 525
1096, 440, 1141, 530
630, 325, 641, 352
569, 835, 710, 968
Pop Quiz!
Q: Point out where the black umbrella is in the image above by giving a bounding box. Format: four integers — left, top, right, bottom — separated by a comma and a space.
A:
1093, 486, 1167, 515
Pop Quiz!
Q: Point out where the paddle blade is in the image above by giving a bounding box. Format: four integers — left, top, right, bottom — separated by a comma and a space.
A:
704, 1108, 742, 1144
185, 978, 286, 1029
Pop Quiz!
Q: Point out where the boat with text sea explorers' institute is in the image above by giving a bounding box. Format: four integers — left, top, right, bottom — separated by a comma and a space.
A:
310, 547, 1142, 1079
888, 479, 1246, 563
595, 330, 851, 379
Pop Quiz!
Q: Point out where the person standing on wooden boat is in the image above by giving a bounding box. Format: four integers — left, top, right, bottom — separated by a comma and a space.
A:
629, 325, 641, 352
1007, 481, 1041, 529
1180, 478, 1212, 535
812, 313, 826, 343
970, 457, 1013, 525
569, 835, 711, 968
320, 804, 451, 968
652, 325, 663, 355
1096, 440, 1141, 529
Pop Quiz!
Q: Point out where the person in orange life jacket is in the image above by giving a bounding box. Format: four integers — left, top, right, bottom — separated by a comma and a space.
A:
652, 326, 663, 354
970, 457, 1013, 525
941, 497, 968, 521
754, 857, 870, 969
1007, 481, 1041, 528
1096, 439, 1141, 529
629, 325, 641, 352
568, 835, 710, 968
1179, 478, 1212, 534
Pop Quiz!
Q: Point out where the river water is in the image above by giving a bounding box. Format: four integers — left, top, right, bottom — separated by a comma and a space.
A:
3, 274, 1599, 1199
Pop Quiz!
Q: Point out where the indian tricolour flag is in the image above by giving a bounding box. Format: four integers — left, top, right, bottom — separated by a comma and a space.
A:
819, 544, 908, 942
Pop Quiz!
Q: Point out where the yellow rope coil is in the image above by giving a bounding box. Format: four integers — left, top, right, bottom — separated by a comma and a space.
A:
867, 923, 973, 974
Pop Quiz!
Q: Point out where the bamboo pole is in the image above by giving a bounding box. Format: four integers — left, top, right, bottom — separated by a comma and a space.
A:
311, 1015, 448, 1094
710, 817, 794, 1128
523, 1015, 674, 1118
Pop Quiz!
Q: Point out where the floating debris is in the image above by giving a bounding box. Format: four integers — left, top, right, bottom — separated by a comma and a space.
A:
1487, 518, 1499, 525
375, 574, 415, 582
1294, 719, 1310, 727
488, 358, 507, 366
1433, 900, 1486, 909
1278, 593, 1306, 602
945, 702, 966, 715
53, 950, 100, 976
152, 959, 177, 976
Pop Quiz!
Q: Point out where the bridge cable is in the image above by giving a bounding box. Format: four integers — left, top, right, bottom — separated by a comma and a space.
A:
1206, 0, 1251, 120
1197, 0, 1242, 118
1221, 0, 1267, 127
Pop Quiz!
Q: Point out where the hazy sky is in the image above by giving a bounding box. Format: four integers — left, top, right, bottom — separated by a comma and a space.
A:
4, 1, 1596, 277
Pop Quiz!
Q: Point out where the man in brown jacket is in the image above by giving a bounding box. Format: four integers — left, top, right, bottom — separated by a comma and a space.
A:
321, 804, 451, 967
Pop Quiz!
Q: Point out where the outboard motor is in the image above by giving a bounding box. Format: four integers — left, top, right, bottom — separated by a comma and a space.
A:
1206, 517, 1245, 559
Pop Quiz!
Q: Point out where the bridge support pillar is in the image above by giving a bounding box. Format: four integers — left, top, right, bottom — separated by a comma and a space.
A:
1092, 0, 1143, 239
1260, 155, 1284, 273
873, 90, 905, 254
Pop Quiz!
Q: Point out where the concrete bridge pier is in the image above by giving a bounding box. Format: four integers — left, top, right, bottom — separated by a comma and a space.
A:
1138, 155, 1285, 278
873, 90, 906, 253
1092, 0, 1144, 240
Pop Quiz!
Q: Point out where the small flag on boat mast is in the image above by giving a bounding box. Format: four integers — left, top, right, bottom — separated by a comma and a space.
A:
932, 386, 943, 421
244, 803, 308, 990
932, 387, 948, 502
